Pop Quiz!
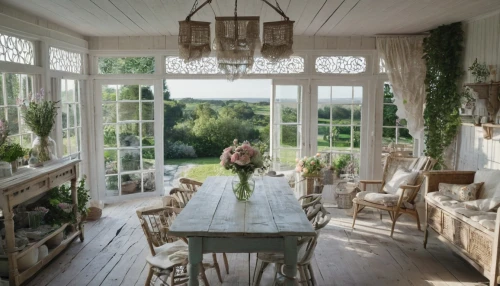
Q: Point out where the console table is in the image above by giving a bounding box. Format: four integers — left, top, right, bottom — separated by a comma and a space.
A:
0, 160, 82, 286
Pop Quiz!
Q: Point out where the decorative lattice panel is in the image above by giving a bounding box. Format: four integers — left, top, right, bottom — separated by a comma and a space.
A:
315, 56, 366, 74
0, 33, 34, 65
49, 47, 82, 74
165, 56, 304, 75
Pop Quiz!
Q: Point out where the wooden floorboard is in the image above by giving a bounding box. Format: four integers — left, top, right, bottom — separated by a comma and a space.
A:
26, 197, 489, 286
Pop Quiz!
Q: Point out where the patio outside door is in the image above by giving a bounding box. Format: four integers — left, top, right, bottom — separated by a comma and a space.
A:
95, 80, 163, 202
310, 81, 369, 179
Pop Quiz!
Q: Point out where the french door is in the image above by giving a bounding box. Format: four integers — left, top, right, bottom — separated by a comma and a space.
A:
95, 80, 163, 202
271, 80, 308, 171
310, 81, 369, 179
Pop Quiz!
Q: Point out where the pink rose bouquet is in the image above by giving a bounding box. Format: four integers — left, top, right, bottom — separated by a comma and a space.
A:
220, 140, 264, 201
295, 153, 325, 177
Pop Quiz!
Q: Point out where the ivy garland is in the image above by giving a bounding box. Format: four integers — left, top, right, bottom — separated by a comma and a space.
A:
423, 22, 464, 168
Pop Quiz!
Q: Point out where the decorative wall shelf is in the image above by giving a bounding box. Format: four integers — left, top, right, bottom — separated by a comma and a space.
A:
464, 82, 500, 117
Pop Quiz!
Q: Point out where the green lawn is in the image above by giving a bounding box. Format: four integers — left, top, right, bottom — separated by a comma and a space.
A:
166, 157, 232, 182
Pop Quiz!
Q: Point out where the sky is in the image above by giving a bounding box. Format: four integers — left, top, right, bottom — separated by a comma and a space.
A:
166, 79, 271, 99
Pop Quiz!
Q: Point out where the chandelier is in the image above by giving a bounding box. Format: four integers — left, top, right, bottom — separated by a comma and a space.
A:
261, 0, 294, 62
214, 0, 260, 81
178, 0, 212, 63
178, 0, 295, 81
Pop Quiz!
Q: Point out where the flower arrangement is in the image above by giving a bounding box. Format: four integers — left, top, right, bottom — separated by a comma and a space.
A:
19, 88, 58, 162
295, 154, 326, 177
220, 140, 263, 201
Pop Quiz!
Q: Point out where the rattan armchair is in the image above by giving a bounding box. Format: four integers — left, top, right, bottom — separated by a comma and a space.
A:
179, 177, 203, 192
351, 155, 436, 237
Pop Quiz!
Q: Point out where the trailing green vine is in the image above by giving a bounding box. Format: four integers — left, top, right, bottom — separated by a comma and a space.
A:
423, 22, 464, 168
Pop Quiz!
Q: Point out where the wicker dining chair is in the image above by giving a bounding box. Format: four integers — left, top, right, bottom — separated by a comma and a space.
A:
298, 194, 323, 221
253, 206, 331, 285
179, 177, 203, 192
136, 206, 220, 285
167, 184, 230, 277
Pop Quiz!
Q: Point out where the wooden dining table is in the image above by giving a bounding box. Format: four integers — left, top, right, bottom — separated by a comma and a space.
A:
168, 175, 315, 286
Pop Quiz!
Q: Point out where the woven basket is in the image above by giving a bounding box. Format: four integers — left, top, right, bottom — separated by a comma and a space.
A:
86, 207, 102, 221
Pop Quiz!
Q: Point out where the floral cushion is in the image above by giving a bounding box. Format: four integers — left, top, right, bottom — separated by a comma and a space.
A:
438, 182, 484, 202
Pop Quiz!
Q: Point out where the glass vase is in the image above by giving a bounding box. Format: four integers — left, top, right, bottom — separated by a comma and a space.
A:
232, 172, 255, 201
32, 136, 57, 163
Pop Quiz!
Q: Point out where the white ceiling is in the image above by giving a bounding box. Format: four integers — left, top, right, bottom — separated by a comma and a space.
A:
3, 0, 500, 37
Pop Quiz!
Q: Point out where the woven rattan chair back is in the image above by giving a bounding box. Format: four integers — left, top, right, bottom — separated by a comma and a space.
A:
136, 206, 182, 255
169, 188, 196, 208
179, 177, 203, 192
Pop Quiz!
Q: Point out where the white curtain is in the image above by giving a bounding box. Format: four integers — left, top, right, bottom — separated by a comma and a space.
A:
377, 36, 427, 139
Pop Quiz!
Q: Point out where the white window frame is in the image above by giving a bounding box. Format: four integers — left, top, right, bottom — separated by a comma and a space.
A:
94, 79, 164, 203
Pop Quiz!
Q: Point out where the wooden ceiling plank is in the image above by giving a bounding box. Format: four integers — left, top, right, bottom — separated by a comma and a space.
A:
142, 0, 178, 35
294, 0, 327, 35
90, 0, 145, 35
17, 0, 103, 36
303, 0, 343, 36
243, 0, 263, 16
316, 0, 361, 36
284, 0, 307, 28
109, 0, 158, 35
125, 0, 170, 36
69, 0, 130, 36
215, 0, 234, 16
261, 0, 290, 22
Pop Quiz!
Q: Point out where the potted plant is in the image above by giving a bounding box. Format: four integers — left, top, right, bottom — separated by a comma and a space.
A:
0, 143, 25, 172
333, 154, 351, 178
468, 58, 490, 83
20, 88, 58, 163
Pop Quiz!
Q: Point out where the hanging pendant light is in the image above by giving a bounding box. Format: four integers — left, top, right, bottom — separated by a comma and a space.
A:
261, 0, 294, 62
178, 0, 212, 63
214, 0, 260, 81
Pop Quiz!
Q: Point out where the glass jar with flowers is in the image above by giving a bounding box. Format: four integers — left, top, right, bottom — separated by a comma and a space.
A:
296, 154, 326, 195
220, 140, 264, 201
20, 88, 58, 163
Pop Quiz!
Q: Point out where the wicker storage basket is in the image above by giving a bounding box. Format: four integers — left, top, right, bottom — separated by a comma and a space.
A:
86, 207, 102, 221
335, 181, 360, 209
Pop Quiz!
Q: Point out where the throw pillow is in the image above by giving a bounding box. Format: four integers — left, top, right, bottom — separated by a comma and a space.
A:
464, 197, 500, 212
384, 167, 419, 196
438, 182, 484, 202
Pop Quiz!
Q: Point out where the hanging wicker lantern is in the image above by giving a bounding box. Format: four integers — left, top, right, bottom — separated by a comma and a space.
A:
178, 20, 211, 63
178, 0, 212, 63
261, 20, 294, 62
214, 16, 260, 81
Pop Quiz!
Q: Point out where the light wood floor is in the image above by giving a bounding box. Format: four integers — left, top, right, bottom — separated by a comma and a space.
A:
26, 197, 488, 286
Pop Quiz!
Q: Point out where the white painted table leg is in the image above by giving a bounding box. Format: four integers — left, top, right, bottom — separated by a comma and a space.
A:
188, 237, 203, 286
283, 236, 298, 286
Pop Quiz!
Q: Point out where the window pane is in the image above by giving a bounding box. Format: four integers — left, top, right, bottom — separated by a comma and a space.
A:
66, 80, 75, 102
119, 85, 139, 100
317, 125, 330, 152
332, 105, 352, 124
62, 104, 68, 129
272, 148, 299, 170
279, 105, 298, 123
141, 86, 154, 100
98, 57, 155, 74
21, 134, 32, 149
143, 172, 155, 192
69, 128, 76, 155
119, 124, 140, 147
5, 74, 20, 105
121, 173, 141, 195
333, 126, 351, 149
69, 104, 76, 128
105, 176, 119, 196
141, 102, 154, 120
280, 125, 298, 147
318, 87, 330, 125
7, 106, 19, 134
0, 74, 3, 106
353, 126, 361, 149
142, 123, 154, 146
118, 102, 139, 121
102, 86, 117, 101
103, 125, 117, 147
104, 150, 118, 174
120, 149, 140, 172
102, 103, 116, 123
0, 33, 34, 65
142, 148, 155, 170
63, 130, 69, 157
50, 47, 82, 74
383, 104, 398, 126
315, 56, 367, 74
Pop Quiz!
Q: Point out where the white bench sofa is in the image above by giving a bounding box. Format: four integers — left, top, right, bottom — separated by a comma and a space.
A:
424, 170, 500, 286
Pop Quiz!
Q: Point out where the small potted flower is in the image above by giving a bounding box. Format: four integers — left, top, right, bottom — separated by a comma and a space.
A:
0, 142, 26, 172
296, 154, 326, 194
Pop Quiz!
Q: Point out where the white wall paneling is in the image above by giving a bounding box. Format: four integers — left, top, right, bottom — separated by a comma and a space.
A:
456, 11, 500, 171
